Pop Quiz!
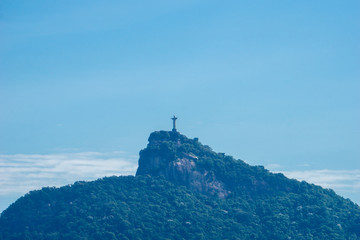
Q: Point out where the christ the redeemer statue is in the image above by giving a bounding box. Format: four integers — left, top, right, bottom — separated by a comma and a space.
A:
171, 115, 178, 132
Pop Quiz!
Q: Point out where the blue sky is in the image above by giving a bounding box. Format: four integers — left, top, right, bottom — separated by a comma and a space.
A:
1, 1, 359, 212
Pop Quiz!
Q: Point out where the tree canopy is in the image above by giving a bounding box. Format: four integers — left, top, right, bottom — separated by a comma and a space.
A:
1, 131, 359, 240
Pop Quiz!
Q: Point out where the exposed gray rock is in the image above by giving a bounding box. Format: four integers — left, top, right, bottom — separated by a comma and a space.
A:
136, 131, 230, 198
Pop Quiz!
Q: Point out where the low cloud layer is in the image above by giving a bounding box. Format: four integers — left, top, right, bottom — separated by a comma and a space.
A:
1, 153, 359, 212
280, 169, 360, 192
267, 167, 360, 204
0, 152, 138, 197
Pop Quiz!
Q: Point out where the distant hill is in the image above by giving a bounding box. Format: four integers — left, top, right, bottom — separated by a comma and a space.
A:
1, 131, 359, 240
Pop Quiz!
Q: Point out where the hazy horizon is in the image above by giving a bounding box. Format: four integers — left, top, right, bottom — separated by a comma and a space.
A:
1, 1, 359, 212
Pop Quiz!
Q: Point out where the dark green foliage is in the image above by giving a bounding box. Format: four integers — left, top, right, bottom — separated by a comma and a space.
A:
1, 175, 359, 240
1, 131, 359, 239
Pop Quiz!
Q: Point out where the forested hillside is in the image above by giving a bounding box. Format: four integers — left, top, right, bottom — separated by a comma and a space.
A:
1, 131, 359, 240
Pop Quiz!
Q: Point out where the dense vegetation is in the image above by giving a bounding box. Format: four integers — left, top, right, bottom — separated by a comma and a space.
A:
1, 131, 359, 239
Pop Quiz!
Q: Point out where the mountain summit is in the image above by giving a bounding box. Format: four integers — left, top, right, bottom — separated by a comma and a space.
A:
136, 131, 305, 199
136, 131, 230, 198
1, 131, 360, 240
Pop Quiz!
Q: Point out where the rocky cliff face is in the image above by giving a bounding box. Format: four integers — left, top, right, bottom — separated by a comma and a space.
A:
2, 131, 360, 240
136, 131, 230, 198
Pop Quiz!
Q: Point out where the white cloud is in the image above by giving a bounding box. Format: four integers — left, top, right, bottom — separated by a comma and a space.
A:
279, 169, 360, 192
265, 163, 283, 170
267, 167, 360, 204
0, 152, 138, 196
1, 153, 359, 212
